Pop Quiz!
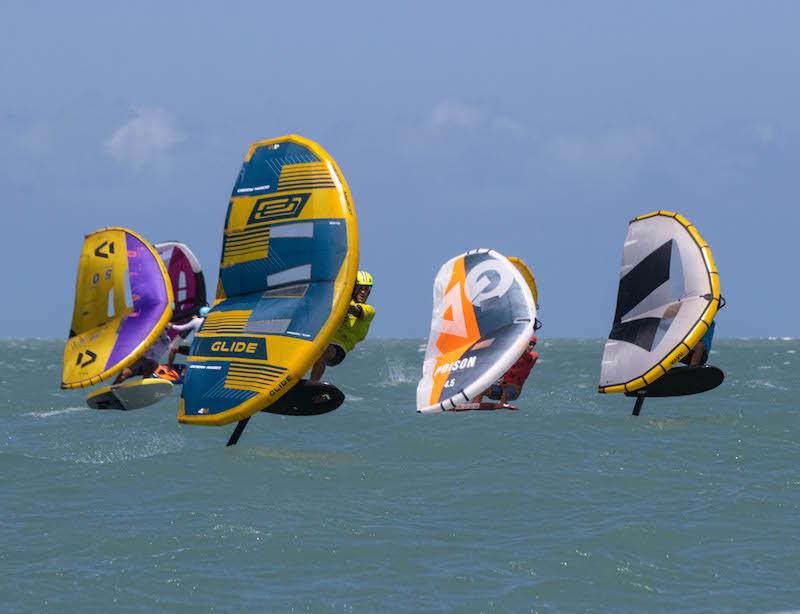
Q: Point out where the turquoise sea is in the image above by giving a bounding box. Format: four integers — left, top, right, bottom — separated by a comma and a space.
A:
1, 338, 798, 612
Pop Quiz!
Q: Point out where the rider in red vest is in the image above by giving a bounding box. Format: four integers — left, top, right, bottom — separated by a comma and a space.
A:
474, 336, 538, 405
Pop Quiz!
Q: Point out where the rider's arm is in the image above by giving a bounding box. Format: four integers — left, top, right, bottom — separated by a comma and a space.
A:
347, 302, 364, 318
348, 302, 376, 320
170, 317, 201, 332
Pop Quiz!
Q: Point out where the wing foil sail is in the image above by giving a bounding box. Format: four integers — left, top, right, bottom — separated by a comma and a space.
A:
62, 227, 173, 389
507, 256, 539, 307
416, 249, 537, 414
179, 135, 359, 426
599, 211, 720, 394
155, 241, 207, 344
155, 241, 207, 323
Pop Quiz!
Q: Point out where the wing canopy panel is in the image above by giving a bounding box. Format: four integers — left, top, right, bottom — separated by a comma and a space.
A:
507, 256, 539, 307
155, 241, 207, 324
599, 211, 720, 394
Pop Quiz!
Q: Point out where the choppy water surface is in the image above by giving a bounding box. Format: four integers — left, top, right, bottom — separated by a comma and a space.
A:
1, 338, 799, 611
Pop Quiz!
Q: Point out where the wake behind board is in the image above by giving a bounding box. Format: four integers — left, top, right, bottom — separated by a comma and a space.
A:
87, 379, 174, 410
449, 402, 518, 412
261, 380, 345, 416
625, 365, 724, 398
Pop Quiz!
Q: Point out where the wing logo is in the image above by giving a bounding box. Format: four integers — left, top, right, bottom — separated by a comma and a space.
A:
94, 241, 115, 259
465, 260, 514, 307
210, 340, 262, 356
440, 284, 468, 338
195, 336, 267, 360
247, 193, 310, 225
435, 258, 480, 355
75, 350, 97, 367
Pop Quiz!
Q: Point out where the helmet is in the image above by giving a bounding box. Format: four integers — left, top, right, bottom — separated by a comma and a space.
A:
529, 335, 537, 346
199, 306, 211, 317
356, 270, 373, 287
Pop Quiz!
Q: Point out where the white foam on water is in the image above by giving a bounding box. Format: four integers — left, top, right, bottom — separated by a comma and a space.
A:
212, 523, 265, 537
67, 433, 186, 464
385, 359, 416, 385
748, 379, 788, 391
24, 406, 89, 418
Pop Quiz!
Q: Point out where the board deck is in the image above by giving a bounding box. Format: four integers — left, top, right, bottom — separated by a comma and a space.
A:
86, 378, 174, 410
261, 380, 345, 416
625, 365, 724, 398
449, 402, 518, 412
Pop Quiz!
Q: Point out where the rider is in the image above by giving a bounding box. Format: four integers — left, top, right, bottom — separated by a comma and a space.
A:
166, 305, 210, 369
682, 320, 715, 366
112, 327, 171, 386
474, 335, 539, 405
681, 296, 724, 367
310, 271, 376, 382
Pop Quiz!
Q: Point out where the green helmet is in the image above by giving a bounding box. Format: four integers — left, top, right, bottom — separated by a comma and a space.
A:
356, 270, 373, 287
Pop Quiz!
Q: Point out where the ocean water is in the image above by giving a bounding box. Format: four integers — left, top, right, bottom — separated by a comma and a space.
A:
1, 338, 799, 612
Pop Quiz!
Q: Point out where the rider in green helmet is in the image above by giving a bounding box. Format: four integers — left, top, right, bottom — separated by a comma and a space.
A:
311, 270, 376, 382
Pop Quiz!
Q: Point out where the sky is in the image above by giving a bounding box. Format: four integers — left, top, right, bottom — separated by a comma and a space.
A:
1, 1, 798, 339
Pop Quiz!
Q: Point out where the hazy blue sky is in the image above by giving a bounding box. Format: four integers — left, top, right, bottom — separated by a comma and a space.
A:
2, 1, 798, 338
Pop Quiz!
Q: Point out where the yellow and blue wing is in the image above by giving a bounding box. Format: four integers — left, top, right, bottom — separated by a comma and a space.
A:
179, 135, 358, 426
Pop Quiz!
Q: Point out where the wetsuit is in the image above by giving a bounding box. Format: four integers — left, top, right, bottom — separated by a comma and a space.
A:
126, 332, 170, 376
327, 301, 376, 365
488, 351, 538, 401
504, 351, 538, 388
681, 320, 715, 366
